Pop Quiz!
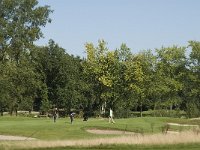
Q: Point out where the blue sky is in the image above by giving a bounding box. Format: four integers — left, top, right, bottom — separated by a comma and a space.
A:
37, 0, 200, 57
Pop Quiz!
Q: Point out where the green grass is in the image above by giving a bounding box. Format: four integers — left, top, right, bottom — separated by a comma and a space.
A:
1, 116, 200, 150
0, 116, 171, 140
0, 116, 199, 140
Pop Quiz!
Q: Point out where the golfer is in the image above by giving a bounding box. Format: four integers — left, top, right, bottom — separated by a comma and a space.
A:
70, 112, 75, 124
109, 108, 115, 124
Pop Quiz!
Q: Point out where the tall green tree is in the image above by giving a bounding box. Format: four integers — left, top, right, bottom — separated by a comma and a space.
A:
0, 0, 52, 115
184, 41, 200, 117
155, 46, 186, 112
32, 40, 89, 114
124, 51, 153, 117
84, 40, 120, 116
0, 0, 52, 61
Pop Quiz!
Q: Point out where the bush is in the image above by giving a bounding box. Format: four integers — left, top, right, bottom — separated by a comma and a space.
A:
114, 107, 132, 118
129, 110, 186, 118
186, 102, 200, 118
17, 111, 39, 117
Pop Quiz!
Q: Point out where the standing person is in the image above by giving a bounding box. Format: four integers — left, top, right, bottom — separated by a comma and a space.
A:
53, 108, 58, 123
70, 112, 75, 124
109, 108, 115, 124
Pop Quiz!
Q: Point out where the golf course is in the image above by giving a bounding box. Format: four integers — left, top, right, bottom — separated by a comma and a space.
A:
1, 0, 200, 150
0, 116, 200, 150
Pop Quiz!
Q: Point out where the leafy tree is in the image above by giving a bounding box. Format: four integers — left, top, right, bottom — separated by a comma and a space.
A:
0, 63, 10, 115
32, 40, 90, 115
124, 51, 153, 117
0, 0, 52, 115
0, 0, 52, 62
184, 41, 200, 117
84, 40, 107, 115
31, 40, 68, 112
155, 46, 186, 113
84, 40, 121, 116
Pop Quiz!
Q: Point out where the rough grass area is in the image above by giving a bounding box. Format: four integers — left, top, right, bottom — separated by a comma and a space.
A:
1, 131, 200, 149
0, 116, 200, 150
22, 143, 200, 150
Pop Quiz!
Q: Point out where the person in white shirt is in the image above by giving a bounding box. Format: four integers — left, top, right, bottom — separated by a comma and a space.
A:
109, 108, 115, 123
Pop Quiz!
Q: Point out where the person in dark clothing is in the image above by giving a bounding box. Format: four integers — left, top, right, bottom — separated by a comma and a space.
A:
70, 112, 75, 124
53, 108, 58, 122
83, 112, 88, 121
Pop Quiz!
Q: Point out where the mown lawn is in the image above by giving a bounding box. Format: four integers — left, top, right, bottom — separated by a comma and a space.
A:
0, 116, 200, 150
0, 116, 171, 140
0, 116, 199, 140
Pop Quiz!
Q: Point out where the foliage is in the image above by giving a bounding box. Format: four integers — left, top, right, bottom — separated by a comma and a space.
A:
0, 0, 199, 118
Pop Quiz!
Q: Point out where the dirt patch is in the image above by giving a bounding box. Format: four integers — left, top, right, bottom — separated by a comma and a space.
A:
86, 129, 136, 135
0, 135, 36, 141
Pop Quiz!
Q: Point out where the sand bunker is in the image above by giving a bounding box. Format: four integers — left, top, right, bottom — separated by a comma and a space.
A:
167, 123, 199, 127
86, 129, 136, 135
87, 129, 181, 135
0, 135, 36, 141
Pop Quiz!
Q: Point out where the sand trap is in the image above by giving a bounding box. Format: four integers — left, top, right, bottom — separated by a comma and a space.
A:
86, 129, 136, 135
167, 123, 199, 127
0, 135, 36, 141
190, 118, 200, 120
87, 129, 181, 135
166, 131, 179, 134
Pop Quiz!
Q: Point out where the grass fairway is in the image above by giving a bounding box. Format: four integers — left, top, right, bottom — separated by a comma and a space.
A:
0, 116, 200, 150
0, 116, 171, 140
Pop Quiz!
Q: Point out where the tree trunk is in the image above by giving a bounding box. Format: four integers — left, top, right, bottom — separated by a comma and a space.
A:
10, 108, 13, 116
140, 102, 143, 117
153, 103, 156, 117
15, 109, 18, 116
169, 104, 173, 116
170, 104, 173, 111
0, 110, 3, 116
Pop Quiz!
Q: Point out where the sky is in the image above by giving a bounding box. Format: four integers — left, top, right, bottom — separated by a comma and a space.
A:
36, 0, 200, 57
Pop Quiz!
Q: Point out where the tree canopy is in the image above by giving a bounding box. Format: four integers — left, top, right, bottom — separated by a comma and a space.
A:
0, 0, 200, 118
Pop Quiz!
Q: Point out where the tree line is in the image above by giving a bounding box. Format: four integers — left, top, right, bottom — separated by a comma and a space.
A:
0, 0, 199, 118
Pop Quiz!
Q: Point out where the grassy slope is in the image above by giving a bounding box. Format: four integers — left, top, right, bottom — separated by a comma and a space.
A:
0, 116, 200, 150
0, 116, 173, 140
0, 116, 199, 139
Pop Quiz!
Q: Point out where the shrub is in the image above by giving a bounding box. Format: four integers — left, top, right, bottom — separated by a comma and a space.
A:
186, 102, 200, 118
